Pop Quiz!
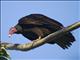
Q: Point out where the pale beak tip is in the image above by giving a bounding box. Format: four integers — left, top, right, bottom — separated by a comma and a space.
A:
8, 34, 11, 38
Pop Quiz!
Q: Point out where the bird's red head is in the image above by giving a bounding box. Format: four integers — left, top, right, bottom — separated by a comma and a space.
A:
8, 27, 17, 37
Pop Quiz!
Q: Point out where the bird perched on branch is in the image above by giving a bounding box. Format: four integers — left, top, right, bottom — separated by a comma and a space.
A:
8, 14, 75, 49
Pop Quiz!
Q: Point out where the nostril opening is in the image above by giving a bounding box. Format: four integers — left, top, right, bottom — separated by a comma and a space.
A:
12, 29, 14, 31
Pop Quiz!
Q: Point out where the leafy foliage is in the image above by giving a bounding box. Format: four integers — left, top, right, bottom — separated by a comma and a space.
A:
0, 47, 10, 60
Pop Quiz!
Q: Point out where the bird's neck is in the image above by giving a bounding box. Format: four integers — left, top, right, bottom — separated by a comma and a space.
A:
15, 25, 22, 33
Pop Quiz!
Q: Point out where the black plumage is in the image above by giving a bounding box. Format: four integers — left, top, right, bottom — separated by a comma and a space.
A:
10, 14, 75, 49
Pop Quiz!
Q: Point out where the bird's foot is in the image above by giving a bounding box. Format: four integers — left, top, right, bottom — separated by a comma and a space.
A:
36, 36, 42, 40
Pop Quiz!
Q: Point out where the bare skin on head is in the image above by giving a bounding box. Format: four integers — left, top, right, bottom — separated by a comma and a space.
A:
8, 27, 17, 37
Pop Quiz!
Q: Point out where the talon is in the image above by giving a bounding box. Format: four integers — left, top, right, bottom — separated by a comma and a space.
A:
36, 36, 41, 40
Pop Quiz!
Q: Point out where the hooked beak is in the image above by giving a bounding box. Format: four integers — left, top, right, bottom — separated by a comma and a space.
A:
8, 27, 17, 37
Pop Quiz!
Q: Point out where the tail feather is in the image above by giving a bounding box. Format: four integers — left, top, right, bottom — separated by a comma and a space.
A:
55, 32, 75, 49
48, 32, 75, 49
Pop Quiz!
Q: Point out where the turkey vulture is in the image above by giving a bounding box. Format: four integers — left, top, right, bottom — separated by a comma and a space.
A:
9, 14, 75, 49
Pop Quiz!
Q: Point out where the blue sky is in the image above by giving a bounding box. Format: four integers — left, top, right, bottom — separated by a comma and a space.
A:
1, 1, 80, 60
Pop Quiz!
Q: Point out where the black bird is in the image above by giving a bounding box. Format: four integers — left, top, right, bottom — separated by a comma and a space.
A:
9, 14, 75, 49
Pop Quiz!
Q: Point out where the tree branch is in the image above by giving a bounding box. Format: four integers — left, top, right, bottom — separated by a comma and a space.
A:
1, 21, 80, 51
